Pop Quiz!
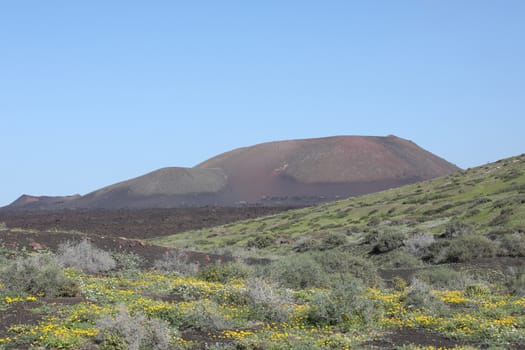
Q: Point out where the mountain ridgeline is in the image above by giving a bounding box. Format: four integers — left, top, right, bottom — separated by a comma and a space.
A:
4, 135, 459, 210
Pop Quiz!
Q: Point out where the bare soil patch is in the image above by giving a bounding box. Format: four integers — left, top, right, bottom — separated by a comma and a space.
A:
0, 207, 291, 239
367, 328, 463, 349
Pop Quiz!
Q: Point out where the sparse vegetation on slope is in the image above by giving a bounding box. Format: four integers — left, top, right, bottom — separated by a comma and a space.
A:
151, 154, 525, 268
1, 154, 524, 349
1, 246, 524, 349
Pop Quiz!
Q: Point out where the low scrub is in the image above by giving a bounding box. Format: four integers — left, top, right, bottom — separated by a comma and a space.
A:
318, 232, 347, 250
403, 232, 435, 258
0, 253, 78, 297
374, 249, 424, 269
306, 278, 380, 328
179, 300, 234, 331
440, 222, 473, 239
368, 231, 406, 254
313, 250, 381, 287
497, 232, 525, 257
57, 240, 116, 274
246, 277, 292, 322
113, 252, 145, 271
96, 306, 176, 350
246, 235, 274, 249
270, 253, 328, 289
154, 250, 199, 276
414, 267, 477, 290
432, 234, 498, 263
506, 266, 525, 296
403, 278, 446, 312
198, 261, 253, 283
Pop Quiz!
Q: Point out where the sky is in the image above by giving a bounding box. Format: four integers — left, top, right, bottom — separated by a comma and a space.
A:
1, 1, 524, 206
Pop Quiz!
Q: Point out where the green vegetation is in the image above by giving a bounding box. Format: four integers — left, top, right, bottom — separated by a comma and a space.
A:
151, 154, 525, 269
1, 248, 524, 349
57, 240, 117, 274
0, 253, 79, 297
2, 154, 525, 348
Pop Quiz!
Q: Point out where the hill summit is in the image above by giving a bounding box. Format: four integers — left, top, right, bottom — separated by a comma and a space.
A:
4, 135, 459, 209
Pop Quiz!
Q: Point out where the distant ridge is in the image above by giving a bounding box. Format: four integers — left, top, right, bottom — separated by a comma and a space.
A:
2, 135, 460, 210
7, 194, 82, 210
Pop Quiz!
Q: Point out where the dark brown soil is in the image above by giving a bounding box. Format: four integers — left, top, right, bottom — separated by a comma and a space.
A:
0, 301, 43, 338
0, 297, 85, 350
367, 328, 463, 349
0, 207, 291, 239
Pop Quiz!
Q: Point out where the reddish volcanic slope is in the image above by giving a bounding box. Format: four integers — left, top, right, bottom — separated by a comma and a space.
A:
195, 135, 459, 202
3, 135, 460, 209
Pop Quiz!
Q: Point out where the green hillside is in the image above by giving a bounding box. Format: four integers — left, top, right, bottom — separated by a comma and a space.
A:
151, 153, 525, 267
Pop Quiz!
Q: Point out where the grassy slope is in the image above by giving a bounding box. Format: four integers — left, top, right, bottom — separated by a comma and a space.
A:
151, 153, 525, 261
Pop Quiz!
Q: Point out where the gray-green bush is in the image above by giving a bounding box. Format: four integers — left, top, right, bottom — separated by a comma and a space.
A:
313, 251, 381, 287
96, 306, 177, 350
0, 253, 78, 297
154, 250, 199, 276
403, 279, 445, 312
306, 278, 380, 328
498, 232, 525, 257
198, 261, 253, 283
57, 240, 116, 274
271, 254, 328, 289
414, 267, 477, 290
369, 231, 406, 254
434, 235, 498, 263
246, 277, 292, 322
403, 233, 435, 257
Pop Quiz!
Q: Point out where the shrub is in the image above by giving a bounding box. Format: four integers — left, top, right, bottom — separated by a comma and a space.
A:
113, 252, 145, 271
392, 276, 408, 292
414, 267, 476, 290
0, 253, 78, 297
374, 249, 424, 269
434, 235, 498, 263
313, 251, 381, 287
179, 300, 233, 331
490, 208, 514, 226
292, 237, 320, 252
154, 250, 199, 276
369, 231, 406, 254
96, 306, 176, 350
198, 261, 252, 283
506, 267, 525, 296
498, 232, 525, 257
464, 284, 491, 297
246, 235, 274, 249
271, 254, 328, 289
440, 222, 473, 239
367, 217, 381, 226
306, 278, 380, 328
403, 233, 435, 258
246, 277, 292, 322
403, 279, 445, 312
56, 240, 116, 274
318, 232, 347, 250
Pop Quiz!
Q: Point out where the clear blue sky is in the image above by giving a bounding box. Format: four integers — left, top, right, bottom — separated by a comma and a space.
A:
1, 1, 524, 206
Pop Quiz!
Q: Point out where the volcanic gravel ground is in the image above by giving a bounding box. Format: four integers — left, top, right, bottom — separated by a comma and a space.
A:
0, 207, 292, 239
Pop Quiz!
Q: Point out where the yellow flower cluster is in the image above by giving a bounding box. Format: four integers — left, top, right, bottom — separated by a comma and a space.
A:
436, 290, 468, 304
2, 266, 525, 349
3, 295, 37, 303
